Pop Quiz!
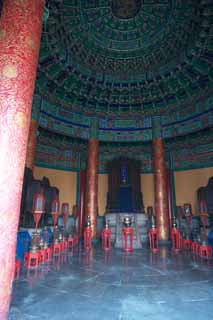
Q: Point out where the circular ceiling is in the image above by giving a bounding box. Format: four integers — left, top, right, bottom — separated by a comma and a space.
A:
36, 0, 212, 122
33, 0, 213, 168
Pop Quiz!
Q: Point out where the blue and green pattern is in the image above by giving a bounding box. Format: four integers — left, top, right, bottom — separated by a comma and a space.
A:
32, 0, 212, 142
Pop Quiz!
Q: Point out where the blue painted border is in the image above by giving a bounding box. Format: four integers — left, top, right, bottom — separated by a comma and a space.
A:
41, 109, 212, 133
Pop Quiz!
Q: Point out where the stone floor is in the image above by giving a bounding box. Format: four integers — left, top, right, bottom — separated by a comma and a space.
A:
9, 245, 213, 320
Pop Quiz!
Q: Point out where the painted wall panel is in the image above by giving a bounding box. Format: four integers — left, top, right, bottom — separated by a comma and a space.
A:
141, 174, 155, 210
175, 167, 213, 214
98, 174, 108, 216
33, 166, 213, 216
34, 167, 77, 214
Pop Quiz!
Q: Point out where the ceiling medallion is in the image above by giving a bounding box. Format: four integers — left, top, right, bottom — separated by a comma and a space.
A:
111, 0, 141, 19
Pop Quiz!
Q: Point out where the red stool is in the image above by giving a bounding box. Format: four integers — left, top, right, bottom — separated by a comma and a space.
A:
84, 227, 92, 251
60, 253, 67, 264
61, 240, 66, 251
68, 236, 74, 248
122, 227, 134, 252
182, 239, 191, 250
14, 259, 21, 279
171, 228, 181, 252
26, 251, 40, 268
44, 247, 52, 261
196, 243, 201, 255
199, 244, 212, 259
24, 252, 29, 266
149, 228, 159, 253
38, 249, 45, 264
73, 236, 78, 246
60, 241, 65, 252
52, 243, 61, 255
102, 228, 112, 251
63, 239, 68, 250
191, 241, 198, 254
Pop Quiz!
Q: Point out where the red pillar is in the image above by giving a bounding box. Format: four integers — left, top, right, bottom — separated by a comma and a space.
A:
153, 138, 169, 242
85, 139, 99, 238
166, 169, 173, 235
25, 119, 38, 171
78, 170, 86, 239
0, 1, 44, 318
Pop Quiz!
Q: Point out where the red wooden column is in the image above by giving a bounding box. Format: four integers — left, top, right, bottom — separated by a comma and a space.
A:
85, 120, 99, 239
85, 139, 99, 238
78, 170, 87, 239
152, 117, 169, 242
25, 119, 38, 171
0, 1, 44, 318
166, 169, 173, 235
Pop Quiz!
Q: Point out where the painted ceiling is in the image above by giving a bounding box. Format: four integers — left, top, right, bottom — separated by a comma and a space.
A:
36, 127, 213, 173
36, 0, 212, 118
32, 0, 213, 143
0, 0, 212, 152
30, 0, 212, 171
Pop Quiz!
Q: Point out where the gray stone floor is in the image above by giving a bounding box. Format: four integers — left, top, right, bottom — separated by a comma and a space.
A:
9, 245, 213, 320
